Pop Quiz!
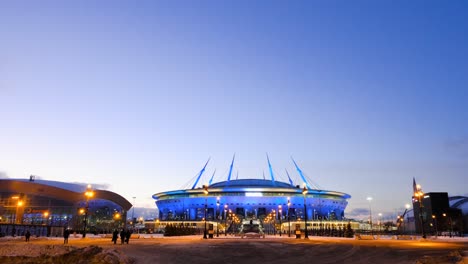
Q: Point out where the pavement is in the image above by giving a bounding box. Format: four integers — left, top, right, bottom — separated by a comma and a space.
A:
1, 235, 467, 264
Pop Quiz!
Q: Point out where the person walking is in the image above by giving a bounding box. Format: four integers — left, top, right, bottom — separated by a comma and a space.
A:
125, 229, 131, 244
112, 229, 119, 244
63, 228, 70, 244
120, 229, 125, 244
25, 230, 31, 242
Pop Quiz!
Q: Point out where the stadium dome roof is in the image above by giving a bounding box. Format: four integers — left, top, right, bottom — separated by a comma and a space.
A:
210, 179, 293, 188
0, 179, 132, 211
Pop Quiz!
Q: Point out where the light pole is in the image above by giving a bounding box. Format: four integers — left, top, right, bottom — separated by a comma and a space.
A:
432, 215, 438, 237
228, 209, 232, 235
203, 184, 208, 239
302, 186, 309, 239
278, 205, 282, 236
16, 199, 24, 224
114, 212, 121, 229
132, 197, 136, 229
43, 211, 49, 226
287, 197, 291, 237
216, 197, 220, 237
224, 205, 228, 236
414, 185, 426, 239
378, 213, 382, 234
442, 213, 453, 238
83, 185, 94, 238
366, 197, 373, 235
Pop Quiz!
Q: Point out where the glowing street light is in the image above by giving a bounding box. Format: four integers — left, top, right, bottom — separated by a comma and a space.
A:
43, 211, 49, 226
83, 185, 94, 238
413, 185, 426, 239
224, 204, 228, 236
287, 197, 291, 237
216, 197, 220, 237
302, 185, 309, 239
203, 184, 209, 239
366, 197, 373, 235
278, 205, 282, 236
378, 213, 382, 233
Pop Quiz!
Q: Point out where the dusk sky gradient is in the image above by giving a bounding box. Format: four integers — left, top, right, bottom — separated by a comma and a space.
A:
1, 1, 467, 220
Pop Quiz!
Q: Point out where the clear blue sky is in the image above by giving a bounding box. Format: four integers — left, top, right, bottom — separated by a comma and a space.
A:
1, 1, 467, 220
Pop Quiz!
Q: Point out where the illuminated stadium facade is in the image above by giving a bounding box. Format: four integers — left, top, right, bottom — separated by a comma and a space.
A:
0, 177, 132, 235
153, 157, 351, 222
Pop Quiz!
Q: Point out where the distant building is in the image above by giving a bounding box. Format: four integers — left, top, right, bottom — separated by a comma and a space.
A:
412, 180, 464, 236
0, 178, 132, 235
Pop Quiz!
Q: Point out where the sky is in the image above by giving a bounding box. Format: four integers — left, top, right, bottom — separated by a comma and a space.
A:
1, 0, 467, 221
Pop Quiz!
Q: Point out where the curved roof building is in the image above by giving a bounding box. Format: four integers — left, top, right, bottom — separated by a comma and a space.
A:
0, 177, 131, 230
153, 157, 351, 221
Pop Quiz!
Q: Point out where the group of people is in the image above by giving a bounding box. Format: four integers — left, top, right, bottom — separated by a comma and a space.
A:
23, 227, 132, 244
112, 229, 132, 244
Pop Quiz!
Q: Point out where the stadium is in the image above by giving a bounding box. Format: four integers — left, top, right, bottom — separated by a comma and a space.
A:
152, 157, 351, 229
0, 176, 132, 237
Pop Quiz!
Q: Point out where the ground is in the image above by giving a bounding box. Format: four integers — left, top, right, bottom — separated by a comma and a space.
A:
0, 235, 467, 264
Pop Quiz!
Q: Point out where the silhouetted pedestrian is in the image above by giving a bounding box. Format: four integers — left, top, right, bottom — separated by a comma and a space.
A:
112, 229, 119, 244
25, 230, 31, 242
125, 229, 131, 244
63, 228, 70, 244
120, 229, 125, 244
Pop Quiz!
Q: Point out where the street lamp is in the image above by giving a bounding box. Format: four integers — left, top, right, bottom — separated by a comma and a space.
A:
203, 184, 209, 239
413, 185, 426, 239
224, 205, 228, 236
287, 197, 291, 237
366, 197, 373, 235
83, 185, 94, 238
43, 211, 49, 226
278, 205, 282, 236
302, 185, 309, 239
16, 199, 24, 224
432, 215, 438, 237
442, 213, 453, 238
378, 213, 382, 233
114, 212, 121, 229
228, 209, 232, 235
216, 197, 220, 237
132, 197, 136, 229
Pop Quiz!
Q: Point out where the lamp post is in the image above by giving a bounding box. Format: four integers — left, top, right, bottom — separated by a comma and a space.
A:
287, 197, 291, 237
216, 197, 220, 237
378, 213, 382, 234
442, 213, 453, 238
43, 211, 49, 225
228, 209, 232, 235
278, 205, 282, 236
366, 197, 373, 235
432, 215, 438, 237
16, 199, 24, 224
132, 197, 136, 229
302, 186, 309, 239
224, 205, 228, 236
414, 185, 426, 239
83, 185, 94, 238
203, 184, 208, 239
